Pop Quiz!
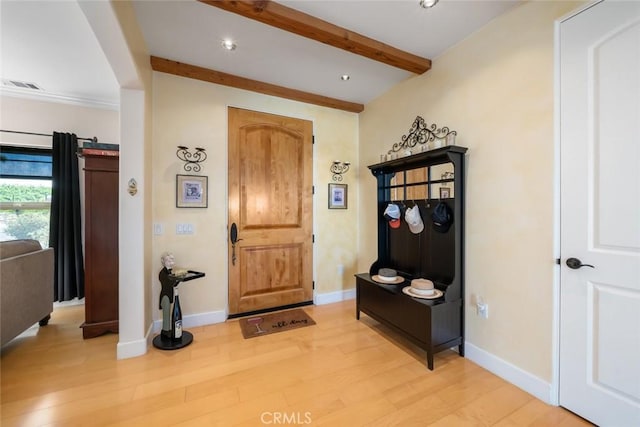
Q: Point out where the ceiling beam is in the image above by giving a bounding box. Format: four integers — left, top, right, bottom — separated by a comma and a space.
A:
150, 56, 364, 113
198, 0, 432, 75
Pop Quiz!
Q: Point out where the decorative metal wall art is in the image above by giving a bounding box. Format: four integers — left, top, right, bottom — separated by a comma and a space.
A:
330, 160, 350, 181
388, 116, 456, 156
176, 146, 207, 172
441, 171, 454, 181
439, 171, 454, 199
419, 0, 439, 9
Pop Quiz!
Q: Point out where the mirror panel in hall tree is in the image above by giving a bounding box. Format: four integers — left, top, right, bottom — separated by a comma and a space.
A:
388, 163, 455, 202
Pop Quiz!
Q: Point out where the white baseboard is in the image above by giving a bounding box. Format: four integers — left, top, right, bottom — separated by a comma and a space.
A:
314, 288, 356, 305
464, 342, 553, 404
148, 293, 354, 336
117, 337, 148, 359
152, 309, 228, 333
141, 295, 357, 355
117, 310, 227, 359
53, 298, 84, 308
116, 322, 154, 360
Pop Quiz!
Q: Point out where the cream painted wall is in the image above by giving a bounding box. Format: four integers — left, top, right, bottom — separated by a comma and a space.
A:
151, 72, 358, 321
0, 95, 119, 147
358, 1, 583, 382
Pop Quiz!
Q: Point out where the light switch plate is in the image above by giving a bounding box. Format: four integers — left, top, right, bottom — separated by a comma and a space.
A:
176, 223, 194, 235
153, 223, 163, 235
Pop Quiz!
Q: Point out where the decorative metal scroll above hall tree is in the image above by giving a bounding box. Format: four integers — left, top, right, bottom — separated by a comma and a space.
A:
176, 146, 207, 172
388, 116, 456, 155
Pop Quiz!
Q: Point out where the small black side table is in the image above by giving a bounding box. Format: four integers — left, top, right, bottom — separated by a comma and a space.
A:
153, 270, 205, 350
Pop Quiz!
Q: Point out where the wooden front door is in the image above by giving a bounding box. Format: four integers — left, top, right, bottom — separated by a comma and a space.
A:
559, 1, 640, 425
228, 107, 313, 315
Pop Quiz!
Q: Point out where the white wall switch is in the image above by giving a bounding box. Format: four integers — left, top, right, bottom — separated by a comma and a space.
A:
153, 223, 163, 235
176, 223, 194, 235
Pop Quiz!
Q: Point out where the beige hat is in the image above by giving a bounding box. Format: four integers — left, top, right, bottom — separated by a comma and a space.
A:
410, 278, 434, 296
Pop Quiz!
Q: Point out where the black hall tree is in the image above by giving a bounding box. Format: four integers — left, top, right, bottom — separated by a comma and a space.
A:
356, 145, 467, 370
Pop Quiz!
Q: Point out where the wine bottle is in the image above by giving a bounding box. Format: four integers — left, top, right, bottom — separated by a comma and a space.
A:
172, 286, 183, 340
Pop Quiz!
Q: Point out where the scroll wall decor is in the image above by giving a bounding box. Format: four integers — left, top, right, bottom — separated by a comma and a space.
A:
386, 116, 456, 158
176, 146, 207, 172
330, 160, 350, 182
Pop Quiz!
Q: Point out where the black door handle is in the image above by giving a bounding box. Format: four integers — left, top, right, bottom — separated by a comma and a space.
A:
230, 223, 238, 244
566, 257, 595, 269
230, 223, 243, 266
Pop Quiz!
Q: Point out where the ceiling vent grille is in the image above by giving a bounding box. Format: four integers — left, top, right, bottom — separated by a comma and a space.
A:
2, 79, 43, 91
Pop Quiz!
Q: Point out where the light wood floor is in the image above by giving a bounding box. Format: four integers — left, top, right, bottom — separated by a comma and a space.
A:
1, 301, 591, 426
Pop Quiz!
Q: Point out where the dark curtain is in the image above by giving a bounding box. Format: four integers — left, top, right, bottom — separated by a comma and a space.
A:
49, 132, 84, 301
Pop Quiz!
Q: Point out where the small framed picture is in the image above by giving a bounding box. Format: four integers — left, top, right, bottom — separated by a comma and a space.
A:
328, 183, 348, 209
176, 175, 208, 208
439, 187, 451, 199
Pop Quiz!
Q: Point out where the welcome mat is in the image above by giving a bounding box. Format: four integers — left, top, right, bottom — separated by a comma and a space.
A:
239, 309, 316, 339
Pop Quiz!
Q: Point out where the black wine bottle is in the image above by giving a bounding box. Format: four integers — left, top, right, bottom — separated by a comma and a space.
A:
172, 286, 183, 340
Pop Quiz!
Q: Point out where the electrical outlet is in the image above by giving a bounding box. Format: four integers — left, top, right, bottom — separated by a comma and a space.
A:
477, 302, 489, 318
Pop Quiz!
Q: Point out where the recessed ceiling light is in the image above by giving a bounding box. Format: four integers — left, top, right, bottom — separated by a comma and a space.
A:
221, 39, 237, 51
419, 0, 439, 8
340, 75, 350, 81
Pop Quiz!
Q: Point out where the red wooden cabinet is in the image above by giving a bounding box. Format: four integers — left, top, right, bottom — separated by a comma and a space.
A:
80, 151, 119, 339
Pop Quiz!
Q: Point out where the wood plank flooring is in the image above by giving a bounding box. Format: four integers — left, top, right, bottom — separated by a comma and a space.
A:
1, 301, 592, 426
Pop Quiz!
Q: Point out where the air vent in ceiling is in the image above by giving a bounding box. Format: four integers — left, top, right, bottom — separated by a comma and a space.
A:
2, 79, 43, 91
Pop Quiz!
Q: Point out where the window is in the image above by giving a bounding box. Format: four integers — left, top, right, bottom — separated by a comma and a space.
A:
0, 146, 53, 248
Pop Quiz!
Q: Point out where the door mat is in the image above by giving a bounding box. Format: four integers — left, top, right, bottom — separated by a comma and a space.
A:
239, 309, 316, 339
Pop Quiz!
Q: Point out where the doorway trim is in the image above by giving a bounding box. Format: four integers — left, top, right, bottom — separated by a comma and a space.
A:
551, 0, 604, 407
79, 1, 150, 360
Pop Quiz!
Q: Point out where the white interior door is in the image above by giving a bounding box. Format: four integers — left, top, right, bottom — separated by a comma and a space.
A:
559, 1, 640, 425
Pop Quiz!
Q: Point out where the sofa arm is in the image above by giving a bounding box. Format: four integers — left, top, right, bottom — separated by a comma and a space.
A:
1, 247, 54, 347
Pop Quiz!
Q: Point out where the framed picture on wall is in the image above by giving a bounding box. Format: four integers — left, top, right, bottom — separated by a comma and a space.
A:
328, 183, 348, 209
439, 187, 451, 199
176, 175, 208, 208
